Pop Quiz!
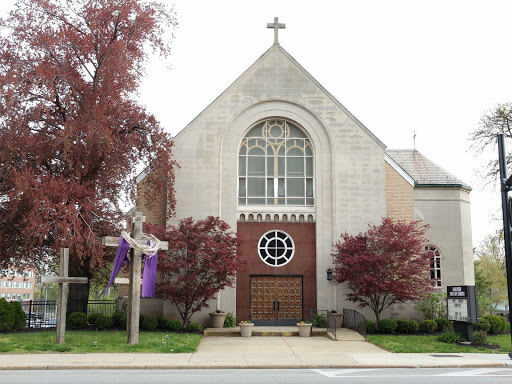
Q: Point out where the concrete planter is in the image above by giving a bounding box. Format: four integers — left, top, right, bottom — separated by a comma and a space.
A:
209, 312, 227, 328
297, 323, 312, 337
239, 323, 254, 337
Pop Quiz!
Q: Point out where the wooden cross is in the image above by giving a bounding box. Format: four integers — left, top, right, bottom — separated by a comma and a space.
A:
267, 17, 286, 45
101, 211, 168, 345
40, 248, 88, 344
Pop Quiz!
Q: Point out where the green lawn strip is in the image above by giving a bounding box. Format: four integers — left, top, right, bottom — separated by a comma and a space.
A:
0, 331, 202, 354
367, 334, 511, 354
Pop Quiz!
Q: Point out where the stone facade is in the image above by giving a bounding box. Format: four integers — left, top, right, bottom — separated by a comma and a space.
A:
135, 43, 474, 325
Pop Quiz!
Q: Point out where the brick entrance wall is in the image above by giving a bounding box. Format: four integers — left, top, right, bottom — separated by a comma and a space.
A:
236, 222, 316, 322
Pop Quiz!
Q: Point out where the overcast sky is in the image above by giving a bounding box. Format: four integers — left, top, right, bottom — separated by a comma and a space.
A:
2, 0, 512, 247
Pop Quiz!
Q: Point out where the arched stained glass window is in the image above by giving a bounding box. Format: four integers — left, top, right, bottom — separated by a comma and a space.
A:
238, 119, 314, 206
426, 245, 442, 287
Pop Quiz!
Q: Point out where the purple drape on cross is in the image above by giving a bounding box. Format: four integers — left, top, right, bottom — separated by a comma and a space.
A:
142, 249, 158, 298
105, 237, 157, 297
105, 237, 130, 295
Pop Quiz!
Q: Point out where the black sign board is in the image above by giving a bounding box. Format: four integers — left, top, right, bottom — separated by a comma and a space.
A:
447, 286, 468, 298
446, 285, 478, 324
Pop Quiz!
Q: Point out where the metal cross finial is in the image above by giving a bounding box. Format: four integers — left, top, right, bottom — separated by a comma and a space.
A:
267, 17, 286, 45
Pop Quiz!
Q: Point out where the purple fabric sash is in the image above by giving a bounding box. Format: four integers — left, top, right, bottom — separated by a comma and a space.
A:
105, 237, 158, 298
142, 249, 158, 298
105, 237, 130, 295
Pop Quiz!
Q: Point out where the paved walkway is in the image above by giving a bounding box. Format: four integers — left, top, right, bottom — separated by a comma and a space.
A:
0, 328, 511, 370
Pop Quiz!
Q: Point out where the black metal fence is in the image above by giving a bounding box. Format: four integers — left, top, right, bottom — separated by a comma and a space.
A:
343, 308, 366, 339
308, 309, 338, 337
21, 300, 117, 328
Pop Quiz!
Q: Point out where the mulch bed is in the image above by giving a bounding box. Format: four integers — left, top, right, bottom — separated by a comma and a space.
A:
456, 342, 501, 350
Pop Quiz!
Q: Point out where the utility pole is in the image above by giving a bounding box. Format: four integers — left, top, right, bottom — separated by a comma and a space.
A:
497, 133, 512, 360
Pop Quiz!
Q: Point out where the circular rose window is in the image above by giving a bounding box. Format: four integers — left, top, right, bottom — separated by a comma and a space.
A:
258, 230, 295, 267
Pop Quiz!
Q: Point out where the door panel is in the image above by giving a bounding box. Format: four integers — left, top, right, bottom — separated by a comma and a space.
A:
250, 275, 302, 325
276, 277, 302, 321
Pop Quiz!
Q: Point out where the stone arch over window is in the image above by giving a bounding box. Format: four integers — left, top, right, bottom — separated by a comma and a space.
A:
426, 245, 442, 287
238, 119, 314, 206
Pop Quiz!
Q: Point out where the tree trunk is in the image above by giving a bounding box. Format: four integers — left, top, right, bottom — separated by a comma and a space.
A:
67, 253, 92, 314
374, 310, 380, 325
67, 283, 90, 314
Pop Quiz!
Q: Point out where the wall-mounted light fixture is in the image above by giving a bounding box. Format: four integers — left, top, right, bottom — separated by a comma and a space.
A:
326, 268, 333, 281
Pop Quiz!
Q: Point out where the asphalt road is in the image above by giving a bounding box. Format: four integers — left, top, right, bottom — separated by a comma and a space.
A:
1, 368, 511, 384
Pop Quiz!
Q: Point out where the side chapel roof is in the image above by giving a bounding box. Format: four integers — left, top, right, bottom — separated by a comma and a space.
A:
386, 149, 471, 191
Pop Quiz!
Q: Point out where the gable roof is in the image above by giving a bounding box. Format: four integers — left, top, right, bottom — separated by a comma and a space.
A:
173, 44, 386, 149
386, 149, 471, 191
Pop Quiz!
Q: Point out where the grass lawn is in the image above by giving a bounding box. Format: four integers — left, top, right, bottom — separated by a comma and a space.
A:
367, 333, 511, 354
0, 330, 202, 354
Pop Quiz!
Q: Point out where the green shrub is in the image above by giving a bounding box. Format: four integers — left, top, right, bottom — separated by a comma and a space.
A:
483, 315, 505, 334
112, 312, 127, 329
420, 319, 438, 333
505, 322, 511, 333
95, 314, 113, 330
224, 313, 236, 328
474, 318, 491, 332
377, 319, 397, 334
397, 320, 419, 334
10, 301, 26, 330
473, 330, 488, 345
87, 312, 101, 326
67, 312, 87, 329
435, 317, 451, 332
0, 298, 14, 332
167, 319, 182, 331
415, 292, 447, 319
312, 313, 327, 328
139, 314, 146, 327
186, 322, 202, 332
141, 316, 157, 331
437, 331, 465, 344
365, 320, 376, 334
157, 317, 169, 329
497, 316, 507, 330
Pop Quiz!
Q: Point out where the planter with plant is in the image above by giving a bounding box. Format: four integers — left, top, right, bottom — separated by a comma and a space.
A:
297, 321, 312, 337
209, 310, 227, 328
239, 320, 254, 337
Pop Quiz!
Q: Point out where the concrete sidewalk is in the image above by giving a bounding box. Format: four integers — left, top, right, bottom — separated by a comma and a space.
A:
0, 328, 511, 370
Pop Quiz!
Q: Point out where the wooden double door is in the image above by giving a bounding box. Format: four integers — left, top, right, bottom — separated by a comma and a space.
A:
250, 275, 303, 325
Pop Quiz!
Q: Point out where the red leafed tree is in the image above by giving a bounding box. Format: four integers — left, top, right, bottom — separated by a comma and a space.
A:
331, 217, 434, 322
155, 217, 245, 327
0, 0, 177, 300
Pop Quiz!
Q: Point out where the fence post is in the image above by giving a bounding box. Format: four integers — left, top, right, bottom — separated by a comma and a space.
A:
28, 300, 32, 329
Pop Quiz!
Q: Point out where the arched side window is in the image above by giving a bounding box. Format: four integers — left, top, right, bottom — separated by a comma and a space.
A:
426, 245, 442, 287
238, 119, 314, 206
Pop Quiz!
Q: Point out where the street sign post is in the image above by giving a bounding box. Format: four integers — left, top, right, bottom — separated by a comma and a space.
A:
497, 134, 512, 359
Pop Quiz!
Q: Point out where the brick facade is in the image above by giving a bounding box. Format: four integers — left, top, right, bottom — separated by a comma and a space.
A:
385, 162, 414, 222
0, 268, 36, 301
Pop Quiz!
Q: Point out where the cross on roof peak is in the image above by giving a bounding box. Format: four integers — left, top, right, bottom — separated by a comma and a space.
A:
267, 17, 285, 45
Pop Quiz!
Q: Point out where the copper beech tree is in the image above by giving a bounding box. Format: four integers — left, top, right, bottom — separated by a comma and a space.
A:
0, 0, 177, 300
155, 217, 245, 328
331, 217, 434, 322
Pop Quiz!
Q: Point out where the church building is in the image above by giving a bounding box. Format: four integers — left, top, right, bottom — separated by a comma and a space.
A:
136, 19, 474, 324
